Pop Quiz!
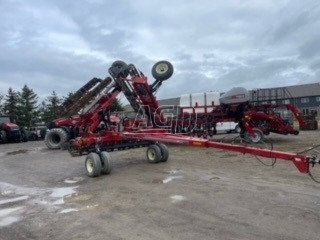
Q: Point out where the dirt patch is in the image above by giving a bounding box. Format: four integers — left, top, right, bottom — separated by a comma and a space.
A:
65, 193, 93, 203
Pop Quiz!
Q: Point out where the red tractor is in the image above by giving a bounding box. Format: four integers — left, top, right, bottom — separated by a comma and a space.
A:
0, 115, 28, 143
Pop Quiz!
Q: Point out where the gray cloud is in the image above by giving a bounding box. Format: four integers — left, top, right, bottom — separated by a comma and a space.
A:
0, 0, 319, 101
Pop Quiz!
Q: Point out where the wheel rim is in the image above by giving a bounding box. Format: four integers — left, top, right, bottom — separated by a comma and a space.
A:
155, 63, 169, 74
148, 148, 156, 161
251, 132, 261, 143
86, 159, 94, 173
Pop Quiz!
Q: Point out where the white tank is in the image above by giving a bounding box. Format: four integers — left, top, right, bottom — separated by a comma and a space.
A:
219, 87, 249, 105
194, 108, 205, 113
179, 94, 191, 107
191, 93, 205, 107
206, 91, 220, 106
181, 108, 193, 114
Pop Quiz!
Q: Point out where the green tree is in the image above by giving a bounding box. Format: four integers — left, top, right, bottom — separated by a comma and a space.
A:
40, 91, 62, 123
0, 93, 4, 114
3, 88, 20, 118
18, 85, 39, 127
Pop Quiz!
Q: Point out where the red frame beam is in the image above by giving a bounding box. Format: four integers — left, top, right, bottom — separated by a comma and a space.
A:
122, 131, 310, 174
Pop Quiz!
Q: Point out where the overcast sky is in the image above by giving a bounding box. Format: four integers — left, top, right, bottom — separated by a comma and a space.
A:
1, 0, 320, 101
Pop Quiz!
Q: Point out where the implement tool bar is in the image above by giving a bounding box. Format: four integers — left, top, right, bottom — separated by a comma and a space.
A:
123, 131, 310, 174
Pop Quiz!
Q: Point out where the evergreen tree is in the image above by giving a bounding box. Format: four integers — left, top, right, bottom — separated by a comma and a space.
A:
3, 88, 20, 118
18, 85, 39, 127
40, 91, 62, 123
0, 93, 4, 114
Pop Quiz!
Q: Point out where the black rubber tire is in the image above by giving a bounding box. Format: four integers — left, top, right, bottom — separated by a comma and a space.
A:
111, 60, 127, 69
156, 143, 169, 162
44, 128, 69, 149
0, 130, 7, 143
151, 60, 174, 81
31, 133, 37, 141
100, 151, 113, 175
109, 60, 128, 78
146, 144, 162, 163
20, 129, 28, 142
235, 125, 241, 133
85, 153, 102, 177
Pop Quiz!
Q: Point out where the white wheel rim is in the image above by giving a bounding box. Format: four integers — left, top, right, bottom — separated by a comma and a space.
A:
251, 132, 261, 143
155, 63, 169, 74
148, 148, 156, 161
86, 159, 94, 173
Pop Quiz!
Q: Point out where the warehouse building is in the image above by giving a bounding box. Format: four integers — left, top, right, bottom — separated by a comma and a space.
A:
249, 82, 320, 118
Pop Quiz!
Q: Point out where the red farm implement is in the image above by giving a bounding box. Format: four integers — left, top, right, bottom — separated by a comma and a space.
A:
170, 89, 305, 142
46, 60, 320, 183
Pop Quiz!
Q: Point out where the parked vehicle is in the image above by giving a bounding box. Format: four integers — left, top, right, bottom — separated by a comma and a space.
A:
26, 126, 48, 140
0, 115, 28, 143
216, 122, 240, 133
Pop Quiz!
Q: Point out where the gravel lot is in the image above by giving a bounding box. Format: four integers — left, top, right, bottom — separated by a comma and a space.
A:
0, 131, 319, 240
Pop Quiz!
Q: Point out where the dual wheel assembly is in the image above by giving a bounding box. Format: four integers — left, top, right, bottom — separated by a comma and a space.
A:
85, 143, 169, 177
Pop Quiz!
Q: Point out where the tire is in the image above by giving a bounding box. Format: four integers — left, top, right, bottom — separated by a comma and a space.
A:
100, 151, 113, 175
235, 125, 241, 133
44, 128, 69, 149
152, 60, 174, 81
245, 128, 264, 143
109, 60, 128, 78
146, 144, 162, 163
0, 130, 7, 143
31, 134, 37, 141
85, 153, 102, 177
21, 129, 28, 142
111, 60, 127, 69
156, 143, 169, 162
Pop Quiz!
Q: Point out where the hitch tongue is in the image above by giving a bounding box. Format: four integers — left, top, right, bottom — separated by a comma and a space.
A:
310, 154, 320, 167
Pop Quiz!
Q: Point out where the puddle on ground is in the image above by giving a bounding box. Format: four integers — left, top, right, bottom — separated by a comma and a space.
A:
170, 195, 186, 203
162, 169, 183, 184
63, 177, 84, 184
163, 176, 183, 184
59, 208, 78, 214
0, 206, 24, 227
0, 181, 79, 228
0, 196, 29, 205
50, 187, 77, 199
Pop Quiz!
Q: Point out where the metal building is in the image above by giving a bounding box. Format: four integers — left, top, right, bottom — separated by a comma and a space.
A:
250, 82, 320, 118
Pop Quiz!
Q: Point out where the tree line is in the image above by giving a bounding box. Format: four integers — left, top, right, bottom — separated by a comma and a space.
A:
0, 85, 124, 127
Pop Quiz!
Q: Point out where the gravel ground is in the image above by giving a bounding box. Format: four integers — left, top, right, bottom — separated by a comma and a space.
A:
0, 130, 319, 240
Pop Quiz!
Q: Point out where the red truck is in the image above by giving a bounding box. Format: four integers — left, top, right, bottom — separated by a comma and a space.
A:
0, 115, 28, 143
